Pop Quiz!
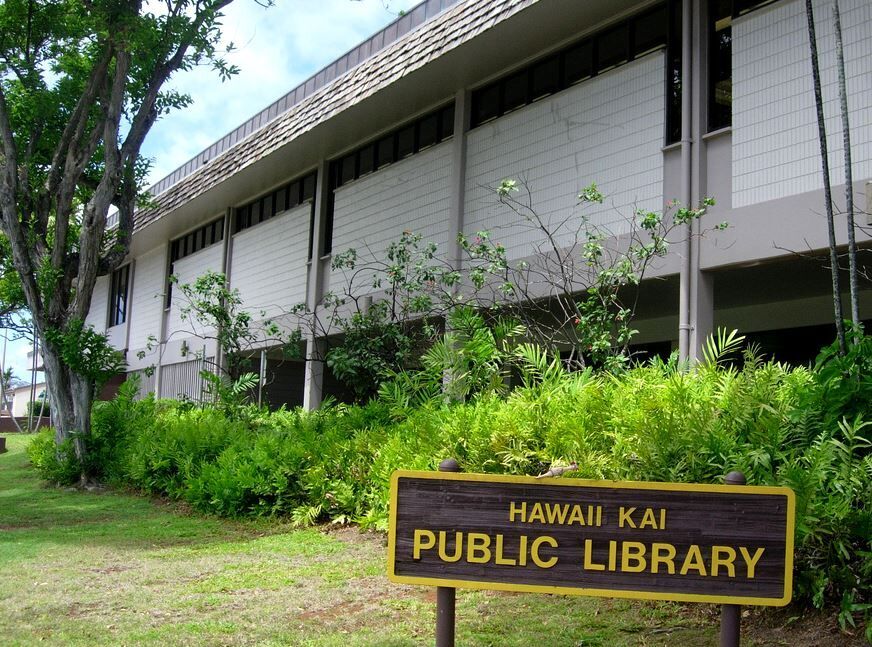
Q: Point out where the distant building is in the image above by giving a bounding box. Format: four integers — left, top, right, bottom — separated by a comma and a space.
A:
85, 0, 871, 407
9, 383, 48, 418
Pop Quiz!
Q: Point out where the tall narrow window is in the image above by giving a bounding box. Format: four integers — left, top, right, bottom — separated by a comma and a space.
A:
109, 264, 130, 327
665, 0, 683, 144
708, 0, 732, 131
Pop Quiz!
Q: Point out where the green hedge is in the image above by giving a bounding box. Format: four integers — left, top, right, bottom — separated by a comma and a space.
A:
28, 353, 871, 627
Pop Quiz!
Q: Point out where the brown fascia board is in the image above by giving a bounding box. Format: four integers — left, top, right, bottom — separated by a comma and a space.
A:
134, 0, 536, 234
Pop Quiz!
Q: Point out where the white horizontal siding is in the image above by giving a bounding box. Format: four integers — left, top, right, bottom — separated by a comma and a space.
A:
330, 141, 453, 294
733, 0, 872, 207
85, 276, 109, 332
128, 245, 167, 352
464, 53, 665, 259
167, 243, 224, 341
230, 203, 311, 318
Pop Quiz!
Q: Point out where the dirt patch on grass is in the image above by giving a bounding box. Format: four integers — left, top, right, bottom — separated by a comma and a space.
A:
743, 607, 868, 646
87, 565, 133, 575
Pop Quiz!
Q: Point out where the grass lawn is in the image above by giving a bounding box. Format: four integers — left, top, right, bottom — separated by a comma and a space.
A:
0, 434, 860, 646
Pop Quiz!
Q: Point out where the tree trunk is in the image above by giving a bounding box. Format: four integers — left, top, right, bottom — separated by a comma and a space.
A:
805, 0, 847, 354
40, 338, 93, 480
833, 0, 860, 337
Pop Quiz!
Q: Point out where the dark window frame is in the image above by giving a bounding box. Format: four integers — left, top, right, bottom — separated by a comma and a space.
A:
108, 264, 130, 328
469, 4, 674, 130
705, 0, 775, 133
234, 171, 317, 235
166, 218, 225, 308
323, 102, 456, 257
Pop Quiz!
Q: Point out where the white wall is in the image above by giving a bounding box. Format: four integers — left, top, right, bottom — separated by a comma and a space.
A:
11, 384, 46, 417
128, 245, 167, 357
464, 53, 666, 259
732, 0, 872, 208
230, 202, 311, 318
167, 243, 224, 342
330, 141, 453, 294
85, 276, 109, 332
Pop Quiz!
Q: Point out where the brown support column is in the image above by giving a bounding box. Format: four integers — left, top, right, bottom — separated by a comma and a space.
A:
720, 470, 746, 647
436, 457, 461, 647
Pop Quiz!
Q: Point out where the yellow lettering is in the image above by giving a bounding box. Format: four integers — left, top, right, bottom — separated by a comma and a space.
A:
739, 547, 765, 579
528, 503, 546, 524
467, 533, 492, 564
659, 508, 666, 529
583, 539, 605, 571
531, 536, 558, 569
621, 541, 647, 572
545, 503, 569, 525
494, 534, 517, 566
711, 546, 737, 577
679, 545, 708, 576
413, 529, 436, 560
650, 543, 676, 574
509, 501, 527, 523
437, 531, 462, 563
608, 540, 617, 571
596, 505, 602, 527
639, 508, 658, 529
518, 535, 528, 566
618, 506, 637, 528
568, 505, 585, 525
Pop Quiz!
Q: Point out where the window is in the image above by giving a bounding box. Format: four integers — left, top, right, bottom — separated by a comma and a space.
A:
564, 41, 594, 86
167, 218, 225, 307
233, 171, 317, 234
597, 24, 629, 70
665, 0, 683, 144
531, 56, 560, 100
634, 5, 669, 56
470, 4, 674, 129
706, 0, 776, 132
708, 0, 732, 131
323, 102, 455, 256
108, 264, 130, 327
502, 71, 528, 112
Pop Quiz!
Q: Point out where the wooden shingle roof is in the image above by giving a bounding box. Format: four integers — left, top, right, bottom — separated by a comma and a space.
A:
135, 0, 535, 232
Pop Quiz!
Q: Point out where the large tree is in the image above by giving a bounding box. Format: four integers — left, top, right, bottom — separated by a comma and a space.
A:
0, 0, 240, 469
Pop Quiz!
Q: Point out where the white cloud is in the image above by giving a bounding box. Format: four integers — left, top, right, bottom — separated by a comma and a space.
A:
141, 0, 418, 184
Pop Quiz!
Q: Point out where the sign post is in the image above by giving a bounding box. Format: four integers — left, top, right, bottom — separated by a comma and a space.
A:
388, 466, 794, 642
720, 470, 747, 647
435, 457, 461, 647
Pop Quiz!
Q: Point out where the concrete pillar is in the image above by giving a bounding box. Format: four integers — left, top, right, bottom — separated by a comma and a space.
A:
690, 269, 714, 359
303, 337, 327, 410
302, 160, 331, 410
448, 89, 470, 271
215, 207, 234, 378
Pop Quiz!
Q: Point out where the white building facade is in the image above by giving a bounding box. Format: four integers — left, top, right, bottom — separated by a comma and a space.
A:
86, 0, 872, 407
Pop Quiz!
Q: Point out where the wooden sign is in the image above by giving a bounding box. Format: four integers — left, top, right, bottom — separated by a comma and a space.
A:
388, 471, 795, 606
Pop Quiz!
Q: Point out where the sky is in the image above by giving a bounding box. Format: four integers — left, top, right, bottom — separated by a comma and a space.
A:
1, 0, 417, 386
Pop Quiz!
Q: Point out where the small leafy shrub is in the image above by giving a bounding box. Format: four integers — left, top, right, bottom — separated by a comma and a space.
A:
25, 399, 50, 418
88, 376, 155, 482
814, 330, 872, 433
118, 407, 248, 497
27, 429, 80, 485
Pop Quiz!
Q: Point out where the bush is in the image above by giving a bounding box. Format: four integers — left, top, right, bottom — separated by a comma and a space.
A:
71, 337, 871, 629
25, 398, 50, 418
27, 429, 80, 485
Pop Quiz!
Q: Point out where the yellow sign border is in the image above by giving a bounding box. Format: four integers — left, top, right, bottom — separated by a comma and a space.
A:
387, 470, 795, 607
